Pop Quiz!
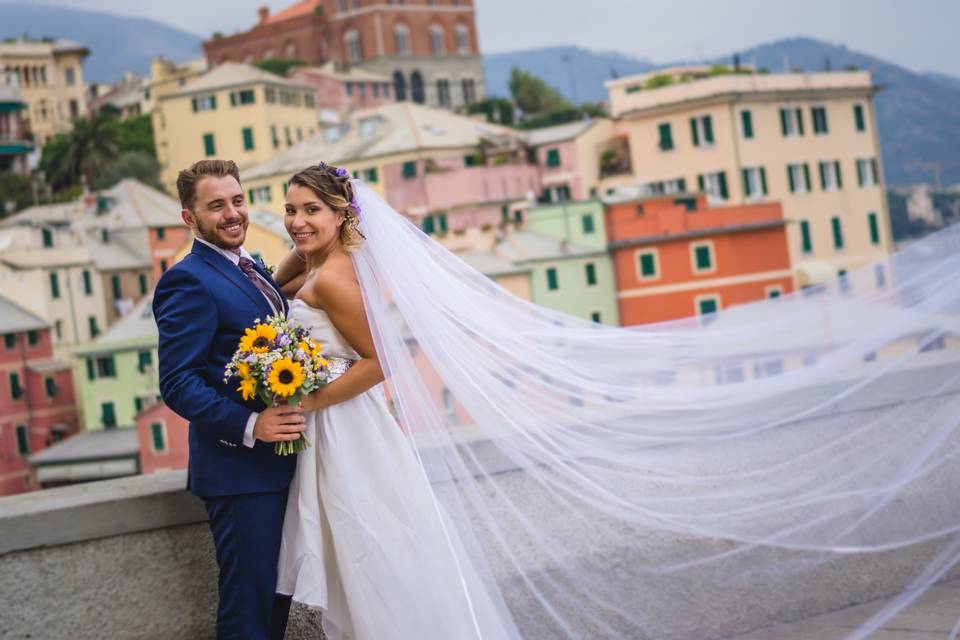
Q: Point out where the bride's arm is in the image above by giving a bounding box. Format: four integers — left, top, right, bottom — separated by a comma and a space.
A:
300, 262, 384, 411
274, 249, 307, 299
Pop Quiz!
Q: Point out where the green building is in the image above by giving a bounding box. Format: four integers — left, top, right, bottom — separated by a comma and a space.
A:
72, 296, 159, 430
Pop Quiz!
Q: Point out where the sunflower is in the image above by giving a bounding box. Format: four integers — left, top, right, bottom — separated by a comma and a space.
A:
237, 377, 256, 401
239, 324, 277, 353
268, 357, 305, 397
236, 361, 251, 379
299, 339, 322, 358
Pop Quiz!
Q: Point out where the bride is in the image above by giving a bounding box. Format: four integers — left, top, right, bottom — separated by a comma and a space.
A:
271, 162, 960, 640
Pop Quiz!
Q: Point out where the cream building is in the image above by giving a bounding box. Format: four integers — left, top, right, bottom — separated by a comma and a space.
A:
154, 62, 318, 193
0, 38, 89, 145
603, 66, 892, 288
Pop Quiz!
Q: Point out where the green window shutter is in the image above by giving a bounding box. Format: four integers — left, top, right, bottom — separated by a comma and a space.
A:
86, 358, 95, 380
45, 377, 57, 397
49, 272, 60, 299
248, 190, 254, 204
698, 298, 717, 315
157, 227, 165, 240
759, 167, 768, 195
590, 312, 602, 323
151, 423, 166, 451
658, 123, 673, 150
581, 214, 595, 234
834, 161, 843, 188
4, 333, 15, 349
831, 217, 844, 249
857, 160, 865, 186
678, 178, 687, 192
871, 159, 879, 185
819, 162, 827, 190
800, 220, 812, 253
820, 107, 829, 133
703, 116, 714, 144
230, 92, 237, 107
242, 127, 255, 151
795, 108, 805, 135
690, 118, 700, 146
741, 110, 753, 139
402, 161, 417, 178
42, 227, 53, 247
191, 97, 198, 112
211, 95, 217, 110
138, 350, 153, 373
438, 214, 448, 232
514, 210, 523, 224
422, 216, 435, 234
82, 270, 92, 295
134, 397, 143, 414
697, 174, 705, 192
854, 104, 865, 131
138, 273, 147, 295
89, 316, 99, 338
203, 133, 215, 156
585, 263, 597, 286
271, 125, 279, 149
101, 402, 117, 428
546, 268, 559, 291
868, 212, 880, 245
16, 425, 29, 455
547, 148, 561, 167
779, 108, 788, 136
803, 164, 812, 191
111, 274, 121, 300
718, 171, 728, 199
10, 373, 22, 399
27, 330, 39, 346
787, 165, 796, 193
694, 245, 712, 270
639, 253, 656, 277
501, 206, 510, 224
368, 167, 378, 182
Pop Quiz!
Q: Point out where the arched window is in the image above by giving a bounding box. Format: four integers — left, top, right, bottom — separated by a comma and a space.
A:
344, 30, 363, 64
393, 71, 407, 101
429, 25, 446, 56
393, 23, 410, 56
410, 71, 425, 104
461, 77, 476, 105
454, 24, 470, 55
436, 78, 451, 108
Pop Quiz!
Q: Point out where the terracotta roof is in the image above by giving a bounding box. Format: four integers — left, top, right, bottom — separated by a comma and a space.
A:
263, 0, 323, 25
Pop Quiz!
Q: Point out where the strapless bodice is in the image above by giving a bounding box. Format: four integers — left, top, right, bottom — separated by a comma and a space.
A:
288, 298, 361, 362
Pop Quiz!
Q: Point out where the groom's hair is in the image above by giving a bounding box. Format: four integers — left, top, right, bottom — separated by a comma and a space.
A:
177, 159, 241, 211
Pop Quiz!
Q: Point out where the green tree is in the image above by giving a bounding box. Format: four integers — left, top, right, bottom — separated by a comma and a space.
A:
466, 98, 515, 126
516, 103, 608, 131
508, 67, 570, 115
39, 112, 119, 190
0, 172, 33, 218
92, 151, 162, 191
116, 114, 156, 156
256, 59, 307, 77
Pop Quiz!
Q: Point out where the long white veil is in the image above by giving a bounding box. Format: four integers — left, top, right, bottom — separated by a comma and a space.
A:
349, 179, 960, 639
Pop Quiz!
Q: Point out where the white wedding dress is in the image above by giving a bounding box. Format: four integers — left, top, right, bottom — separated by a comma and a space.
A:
276, 298, 514, 640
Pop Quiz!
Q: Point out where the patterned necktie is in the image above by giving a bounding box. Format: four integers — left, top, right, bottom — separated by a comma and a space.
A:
238, 256, 283, 314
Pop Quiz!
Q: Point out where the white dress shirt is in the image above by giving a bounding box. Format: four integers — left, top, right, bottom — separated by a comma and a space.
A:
195, 236, 280, 448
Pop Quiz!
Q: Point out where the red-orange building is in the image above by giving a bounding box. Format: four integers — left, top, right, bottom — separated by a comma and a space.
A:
202, 0, 485, 110
606, 194, 794, 325
136, 401, 189, 475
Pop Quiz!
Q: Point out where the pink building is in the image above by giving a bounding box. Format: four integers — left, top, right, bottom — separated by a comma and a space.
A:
0, 293, 78, 495
135, 401, 189, 474
290, 63, 394, 115
525, 118, 622, 204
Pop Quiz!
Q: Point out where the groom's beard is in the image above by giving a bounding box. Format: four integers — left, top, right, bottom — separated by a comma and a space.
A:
194, 213, 248, 251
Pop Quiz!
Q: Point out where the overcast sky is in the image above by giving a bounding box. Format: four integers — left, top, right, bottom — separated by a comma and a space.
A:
14, 0, 960, 76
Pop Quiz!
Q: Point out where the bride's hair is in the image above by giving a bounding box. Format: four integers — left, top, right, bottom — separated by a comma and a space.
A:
288, 163, 364, 252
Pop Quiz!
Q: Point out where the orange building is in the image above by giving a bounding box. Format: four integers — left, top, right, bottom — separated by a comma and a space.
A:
606, 194, 794, 325
135, 401, 189, 475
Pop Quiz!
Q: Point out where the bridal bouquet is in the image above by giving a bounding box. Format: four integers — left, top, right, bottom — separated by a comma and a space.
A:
224, 313, 331, 455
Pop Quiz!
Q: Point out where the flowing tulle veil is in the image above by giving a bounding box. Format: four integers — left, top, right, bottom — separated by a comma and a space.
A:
348, 179, 960, 639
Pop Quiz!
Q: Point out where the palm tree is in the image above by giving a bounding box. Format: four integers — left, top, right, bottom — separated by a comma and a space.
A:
40, 112, 120, 191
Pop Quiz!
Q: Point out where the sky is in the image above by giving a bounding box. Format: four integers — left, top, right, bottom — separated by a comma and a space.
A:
11, 0, 960, 77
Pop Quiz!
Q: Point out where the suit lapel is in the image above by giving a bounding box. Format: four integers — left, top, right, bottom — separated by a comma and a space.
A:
251, 259, 289, 316
191, 240, 274, 318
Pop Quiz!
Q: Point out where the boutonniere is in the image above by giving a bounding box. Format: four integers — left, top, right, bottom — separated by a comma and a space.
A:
259, 258, 277, 276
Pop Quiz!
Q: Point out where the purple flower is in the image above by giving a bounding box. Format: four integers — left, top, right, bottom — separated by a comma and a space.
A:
335, 167, 349, 178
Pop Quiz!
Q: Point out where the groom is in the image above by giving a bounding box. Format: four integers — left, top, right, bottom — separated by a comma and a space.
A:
153, 159, 305, 639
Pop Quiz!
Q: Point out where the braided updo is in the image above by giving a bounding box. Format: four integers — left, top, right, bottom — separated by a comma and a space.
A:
287, 163, 364, 252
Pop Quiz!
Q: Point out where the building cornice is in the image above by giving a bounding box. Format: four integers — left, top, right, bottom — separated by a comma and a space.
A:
608, 219, 788, 249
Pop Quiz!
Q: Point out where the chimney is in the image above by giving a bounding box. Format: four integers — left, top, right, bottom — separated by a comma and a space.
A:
258, 6, 270, 24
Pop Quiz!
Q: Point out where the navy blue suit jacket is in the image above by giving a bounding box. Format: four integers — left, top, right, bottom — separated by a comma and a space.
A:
153, 240, 296, 497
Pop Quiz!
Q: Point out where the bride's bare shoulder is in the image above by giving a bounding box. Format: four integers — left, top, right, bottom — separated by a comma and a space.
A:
310, 253, 361, 311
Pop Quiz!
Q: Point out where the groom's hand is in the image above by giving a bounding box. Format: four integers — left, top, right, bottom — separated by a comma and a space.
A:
253, 406, 305, 442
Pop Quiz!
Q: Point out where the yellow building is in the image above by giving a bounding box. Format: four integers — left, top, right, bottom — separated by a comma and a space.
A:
0, 38, 89, 144
154, 62, 318, 193
603, 66, 891, 287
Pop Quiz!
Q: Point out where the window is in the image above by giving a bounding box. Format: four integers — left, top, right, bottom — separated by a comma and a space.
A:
857, 158, 879, 187
799, 220, 813, 254
831, 216, 844, 250
151, 423, 167, 452
156, 228, 165, 241
410, 71, 425, 104
741, 109, 754, 139
461, 78, 477, 105
787, 163, 812, 194
657, 122, 673, 151
393, 71, 407, 101
650, 178, 687, 196
111, 274, 122, 300
249, 186, 272, 204
437, 213, 448, 233
402, 161, 417, 179
10, 372, 23, 400
49, 272, 60, 298
436, 78, 451, 108
271, 125, 280, 149
394, 23, 411, 56
697, 171, 728, 200
65, 67, 76, 86
742, 166, 768, 199
868, 212, 881, 245
753, 359, 784, 378
285, 126, 293, 146
139, 273, 148, 295
637, 250, 658, 279
138, 350, 153, 373
714, 363, 743, 385
690, 115, 714, 147
691, 242, 714, 273
590, 311, 602, 323
766, 285, 784, 299
160, 259, 168, 274
337, 0, 347, 10
304, 93, 315, 108
42, 227, 53, 247
581, 214, 595, 234
345, 31, 363, 64
242, 127, 255, 151
265, 88, 277, 104
819, 160, 842, 191
230, 89, 256, 106
546, 267, 559, 291
27, 330, 39, 346
45, 377, 58, 398
3, 334, 14, 349
16, 425, 29, 456
89, 316, 100, 339
455, 24, 470, 55
54, 321, 62, 340
811, 106, 829, 134
696, 295, 720, 320
853, 104, 866, 132
363, 167, 379, 183
203, 133, 216, 157
95, 356, 116, 378
101, 401, 117, 429
421, 216, 435, 234
780, 106, 805, 137
191, 95, 217, 112
585, 263, 597, 286
429, 25, 446, 56
546, 148, 561, 168
82, 270, 92, 295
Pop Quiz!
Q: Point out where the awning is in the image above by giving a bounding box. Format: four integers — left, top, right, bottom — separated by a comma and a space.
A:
796, 260, 837, 287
